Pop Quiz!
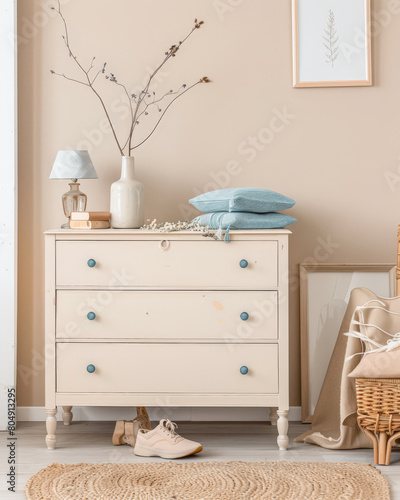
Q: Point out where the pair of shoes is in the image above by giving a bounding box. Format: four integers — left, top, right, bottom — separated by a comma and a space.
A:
112, 415, 152, 447
134, 419, 203, 459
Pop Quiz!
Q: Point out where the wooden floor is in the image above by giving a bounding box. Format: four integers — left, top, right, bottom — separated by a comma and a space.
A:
2, 421, 400, 499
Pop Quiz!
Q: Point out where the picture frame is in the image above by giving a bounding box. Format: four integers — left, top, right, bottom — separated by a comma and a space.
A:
292, 0, 372, 88
300, 264, 396, 423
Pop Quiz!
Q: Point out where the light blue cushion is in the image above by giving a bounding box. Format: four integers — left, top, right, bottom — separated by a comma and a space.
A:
193, 211, 296, 230
189, 188, 295, 214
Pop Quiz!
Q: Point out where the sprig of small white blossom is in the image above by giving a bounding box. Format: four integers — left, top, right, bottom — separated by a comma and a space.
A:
141, 219, 206, 232
141, 219, 220, 239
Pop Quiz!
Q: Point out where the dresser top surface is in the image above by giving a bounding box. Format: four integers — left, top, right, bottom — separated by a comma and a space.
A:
45, 228, 292, 236
45, 228, 292, 235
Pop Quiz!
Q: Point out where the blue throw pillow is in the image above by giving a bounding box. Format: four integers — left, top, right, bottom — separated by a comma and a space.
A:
189, 188, 295, 214
193, 211, 296, 231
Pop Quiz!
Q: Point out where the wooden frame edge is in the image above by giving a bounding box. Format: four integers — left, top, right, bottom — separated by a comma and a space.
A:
299, 264, 311, 422
292, 0, 299, 87
292, 0, 372, 88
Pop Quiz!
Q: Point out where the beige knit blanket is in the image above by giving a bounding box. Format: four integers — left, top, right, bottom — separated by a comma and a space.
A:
296, 287, 400, 449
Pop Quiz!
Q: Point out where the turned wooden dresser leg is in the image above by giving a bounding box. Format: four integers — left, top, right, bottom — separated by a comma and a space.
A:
269, 407, 278, 426
277, 410, 289, 451
46, 408, 57, 450
62, 406, 73, 426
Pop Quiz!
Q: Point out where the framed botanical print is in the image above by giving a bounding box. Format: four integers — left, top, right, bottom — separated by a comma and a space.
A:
292, 0, 372, 88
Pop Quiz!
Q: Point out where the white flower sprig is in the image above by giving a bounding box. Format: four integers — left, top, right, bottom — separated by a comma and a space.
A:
141, 219, 206, 232
141, 219, 221, 239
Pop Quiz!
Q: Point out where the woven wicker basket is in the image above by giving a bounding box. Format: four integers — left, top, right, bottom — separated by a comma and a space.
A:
356, 378, 400, 465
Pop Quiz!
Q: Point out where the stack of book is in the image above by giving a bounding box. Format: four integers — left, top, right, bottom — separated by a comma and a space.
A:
69, 211, 111, 229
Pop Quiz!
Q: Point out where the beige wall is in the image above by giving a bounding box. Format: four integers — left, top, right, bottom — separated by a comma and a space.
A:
17, 0, 400, 407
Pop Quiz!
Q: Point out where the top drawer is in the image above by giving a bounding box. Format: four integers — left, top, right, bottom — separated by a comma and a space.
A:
55, 240, 278, 289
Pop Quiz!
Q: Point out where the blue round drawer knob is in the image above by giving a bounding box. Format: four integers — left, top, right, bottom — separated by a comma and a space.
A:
87, 259, 96, 268
87, 364, 96, 373
240, 312, 249, 321
239, 259, 248, 268
87, 312, 96, 321
240, 366, 249, 375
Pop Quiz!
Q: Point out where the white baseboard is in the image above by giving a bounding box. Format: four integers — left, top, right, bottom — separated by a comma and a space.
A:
17, 406, 302, 422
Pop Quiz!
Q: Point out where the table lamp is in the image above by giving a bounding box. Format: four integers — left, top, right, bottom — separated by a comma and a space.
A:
50, 150, 98, 228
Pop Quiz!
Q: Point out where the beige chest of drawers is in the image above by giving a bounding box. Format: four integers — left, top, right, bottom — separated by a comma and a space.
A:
45, 229, 290, 450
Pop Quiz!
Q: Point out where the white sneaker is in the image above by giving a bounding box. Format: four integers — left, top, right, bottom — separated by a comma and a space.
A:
134, 419, 203, 459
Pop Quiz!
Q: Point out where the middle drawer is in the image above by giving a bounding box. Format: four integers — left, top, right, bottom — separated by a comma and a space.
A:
56, 290, 278, 341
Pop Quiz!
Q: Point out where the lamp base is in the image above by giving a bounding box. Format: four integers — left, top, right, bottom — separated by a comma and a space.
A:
61, 222, 70, 229
62, 181, 87, 224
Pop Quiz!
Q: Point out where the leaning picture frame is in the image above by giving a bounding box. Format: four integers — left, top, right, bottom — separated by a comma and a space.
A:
292, 0, 372, 88
300, 264, 396, 423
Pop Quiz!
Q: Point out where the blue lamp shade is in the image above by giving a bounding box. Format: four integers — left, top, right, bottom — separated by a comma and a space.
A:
50, 150, 98, 180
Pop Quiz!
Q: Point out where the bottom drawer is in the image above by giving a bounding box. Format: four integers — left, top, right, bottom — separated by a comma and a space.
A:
56, 343, 278, 394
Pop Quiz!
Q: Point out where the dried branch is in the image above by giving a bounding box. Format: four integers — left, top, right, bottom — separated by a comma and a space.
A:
50, 70, 89, 87
106, 73, 135, 148
87, 56, 96, 74
52, 0, 124, 155
91, 62, 107, 86
50, 3, 209, 157
128, 19, 204, 152
131, 78, 210, 151
136, 87, 184, 121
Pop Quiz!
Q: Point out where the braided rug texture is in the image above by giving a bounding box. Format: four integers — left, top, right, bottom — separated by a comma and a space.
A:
25, 461, 390, 500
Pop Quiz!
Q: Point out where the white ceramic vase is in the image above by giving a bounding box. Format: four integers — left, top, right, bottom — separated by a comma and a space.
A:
110, 156, 144, 229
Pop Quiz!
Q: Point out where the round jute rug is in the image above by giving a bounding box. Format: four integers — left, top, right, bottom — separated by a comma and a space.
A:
25, 461, 390, 500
